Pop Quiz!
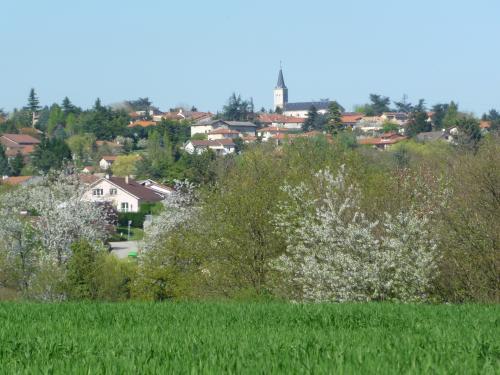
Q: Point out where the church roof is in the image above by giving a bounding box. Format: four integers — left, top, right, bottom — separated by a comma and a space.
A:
284, 101, 333, 112
276, 69, 287, 89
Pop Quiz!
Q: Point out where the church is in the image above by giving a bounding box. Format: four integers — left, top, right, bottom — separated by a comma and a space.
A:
273, 68, 335, 118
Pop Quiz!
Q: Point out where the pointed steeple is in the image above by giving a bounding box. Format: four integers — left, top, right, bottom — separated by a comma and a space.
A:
276, 68, 287, 89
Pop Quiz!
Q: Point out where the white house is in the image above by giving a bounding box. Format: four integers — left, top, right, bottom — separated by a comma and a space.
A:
207, 128, 241, 141
82, 176, 164, 213
257, 126, 293, 142
99, 156, 118, 170
191, 119, 256, 137
257, 114, 305, 130
184, 139, 236, 156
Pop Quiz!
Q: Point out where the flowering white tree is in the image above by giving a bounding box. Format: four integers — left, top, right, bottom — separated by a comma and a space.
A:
0, 171, 107, 273
273, 166, 445, 302
142, 180, 198, 253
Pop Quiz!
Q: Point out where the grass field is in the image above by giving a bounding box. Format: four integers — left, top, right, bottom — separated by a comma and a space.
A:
0, 303, 498, 374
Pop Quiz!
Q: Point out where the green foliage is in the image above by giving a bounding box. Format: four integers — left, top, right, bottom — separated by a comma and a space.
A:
65, 240, 100, 300
0, 144, 9, 176
117, 203, 162, 228
325, 101, 343, 134
381, 121, 399, 133
302, 106, 326, 131
0, 303, 498, 373
27, 88, 40, 114
9, 152, 24, 177
221, 93, 255, 121
31, 137, 72, 173
358, 94, 391, 116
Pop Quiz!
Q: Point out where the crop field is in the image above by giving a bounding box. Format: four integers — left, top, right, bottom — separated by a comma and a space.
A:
0, 303, 498, 374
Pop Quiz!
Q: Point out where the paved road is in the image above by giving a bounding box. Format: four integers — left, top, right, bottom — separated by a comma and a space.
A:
109, 241, 141, 259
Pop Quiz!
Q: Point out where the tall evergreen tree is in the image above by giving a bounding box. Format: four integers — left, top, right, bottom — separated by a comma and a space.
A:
27, 88, 40, 113
9, 151, 24, 176
325, 101, 344, 134
0, 144, 10, 176
303, 106, 319, 132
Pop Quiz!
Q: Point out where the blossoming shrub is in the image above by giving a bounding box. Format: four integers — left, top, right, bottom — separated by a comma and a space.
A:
273, 166, 444, 302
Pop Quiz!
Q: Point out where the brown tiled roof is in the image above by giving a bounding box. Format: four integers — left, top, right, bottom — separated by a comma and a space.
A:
341, 114, 364, 123
480, 121, 491, 129
258, 114, 305, 124
1, 134, 40, 145
1, 176, 34, 185
78, 174, 100, 185
358, 136, 407, 145
128, 120, 157, 128
105, 177, 164, 202
102, 156, 118, 161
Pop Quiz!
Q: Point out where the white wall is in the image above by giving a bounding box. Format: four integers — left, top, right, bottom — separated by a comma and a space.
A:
82, 179, 140, 213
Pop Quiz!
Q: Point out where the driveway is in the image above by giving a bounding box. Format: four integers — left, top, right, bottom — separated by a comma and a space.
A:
109, 241, 141, 259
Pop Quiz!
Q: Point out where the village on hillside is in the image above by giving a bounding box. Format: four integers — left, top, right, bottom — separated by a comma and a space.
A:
0, 68, 497, 249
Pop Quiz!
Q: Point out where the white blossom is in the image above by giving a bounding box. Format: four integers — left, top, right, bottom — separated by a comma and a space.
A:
273, 166, 444, 303
142, 180, 198, 253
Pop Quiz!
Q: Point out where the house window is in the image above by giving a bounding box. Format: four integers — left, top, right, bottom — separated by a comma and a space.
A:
121, 202, 129, 212
92, 189, 103, 196
110, 188, 117, 195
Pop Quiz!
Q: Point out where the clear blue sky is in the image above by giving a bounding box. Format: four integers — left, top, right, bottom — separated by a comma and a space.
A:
1, 0, 499, 115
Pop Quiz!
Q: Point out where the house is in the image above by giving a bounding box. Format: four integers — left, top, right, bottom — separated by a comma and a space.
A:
257, 114, 305, 130
380, 112, 409, 125
416, 130, 452, 143
137, 179, 175, 196
82, 166, 96, 174
184, 139, 236, 156
357, 133, 407, 150
83, 175, 164, 213
341, 113, 364, 128
355, 116, 384, 133
191, 119, 256, 137
273, 68, 339, 118
0, 175, 41, 186
257, 126, 293, 141
153, 109, 213, 123
207, 128, 241, 141
128, 120, 157, 128
0, 134, 40, 158
99, 156, 118, 170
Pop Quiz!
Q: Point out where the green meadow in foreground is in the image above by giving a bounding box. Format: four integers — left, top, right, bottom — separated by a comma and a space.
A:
0, 303, 498, 374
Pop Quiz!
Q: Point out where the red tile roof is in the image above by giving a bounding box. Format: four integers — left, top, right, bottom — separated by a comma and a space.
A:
341, 114, 364, 123
480, 120, 491, 129
128, 120, 157, 128
358, 136, 407, 146
258, 114, 305, 123
102, 156, 118, 161
1, 176, 34, 185
1, 134, 40, 145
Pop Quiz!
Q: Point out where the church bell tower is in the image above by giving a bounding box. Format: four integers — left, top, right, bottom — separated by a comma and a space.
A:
273, 67, 288, 111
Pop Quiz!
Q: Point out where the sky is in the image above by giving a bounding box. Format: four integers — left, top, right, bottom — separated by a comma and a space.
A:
1, 0, 499, 115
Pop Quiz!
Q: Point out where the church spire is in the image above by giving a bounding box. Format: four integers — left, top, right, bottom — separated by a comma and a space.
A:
276, 67, 286, 89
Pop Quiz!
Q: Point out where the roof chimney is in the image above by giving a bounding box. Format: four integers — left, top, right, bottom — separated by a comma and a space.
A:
105, 174, 110, 179
125, 175, 129, 184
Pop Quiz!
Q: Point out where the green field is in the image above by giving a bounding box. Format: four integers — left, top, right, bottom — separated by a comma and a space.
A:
0, 303, 498, 374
